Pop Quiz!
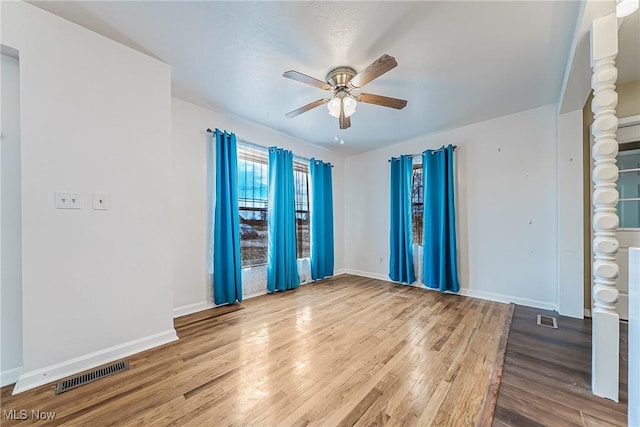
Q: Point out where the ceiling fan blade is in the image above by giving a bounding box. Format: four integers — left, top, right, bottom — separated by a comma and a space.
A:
285, 98, 330, 118
358, 93, 407, 110
339, 101, 351, 129
339, 115, 351, 129
348, 54, 398, 89
283, 70, 332, 90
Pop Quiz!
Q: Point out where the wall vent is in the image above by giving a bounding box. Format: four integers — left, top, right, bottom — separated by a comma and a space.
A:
537, 314, 558, 329
55, 360, 129, 394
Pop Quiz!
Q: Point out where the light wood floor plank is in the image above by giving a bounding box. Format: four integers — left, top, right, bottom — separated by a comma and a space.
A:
0, 275, 507, 426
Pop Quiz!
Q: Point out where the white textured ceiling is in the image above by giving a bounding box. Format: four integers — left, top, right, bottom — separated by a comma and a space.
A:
31, 1, 583, 155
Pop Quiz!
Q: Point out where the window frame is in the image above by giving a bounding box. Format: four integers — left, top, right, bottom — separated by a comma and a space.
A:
616, 144, 640, 230
235, 142, 312, 267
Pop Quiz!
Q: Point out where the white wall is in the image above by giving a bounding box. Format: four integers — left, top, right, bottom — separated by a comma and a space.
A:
1, 53, 23, 387
629, 247, 639, 426
2, 2, 176, 393
557, 109, 584, 318
171, 97, 345, 316
345, 104, 559, 310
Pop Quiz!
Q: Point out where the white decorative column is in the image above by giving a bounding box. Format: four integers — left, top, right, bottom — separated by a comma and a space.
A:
590, 12, 620, 402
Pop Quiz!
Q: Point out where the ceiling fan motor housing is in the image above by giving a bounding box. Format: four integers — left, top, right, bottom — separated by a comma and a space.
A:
326, 67, 357, 89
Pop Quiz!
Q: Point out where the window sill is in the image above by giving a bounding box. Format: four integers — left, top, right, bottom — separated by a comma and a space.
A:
242, 258, 311, 271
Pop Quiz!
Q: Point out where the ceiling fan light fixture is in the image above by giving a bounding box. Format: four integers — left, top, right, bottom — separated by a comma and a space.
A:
343, 95, 357, 118
327, 97, 341, 118
617, 0, 639, 17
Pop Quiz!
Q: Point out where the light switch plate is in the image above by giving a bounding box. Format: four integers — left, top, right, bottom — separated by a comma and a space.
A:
93, 192, 109, 210
55, 192, 81, 209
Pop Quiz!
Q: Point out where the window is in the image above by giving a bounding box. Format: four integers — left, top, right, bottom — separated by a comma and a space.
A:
294, 161, 311, 258
411, 164, 423, 245
236, 143, 311, 267
237, 144, 268, 267
617, 146, 640, 228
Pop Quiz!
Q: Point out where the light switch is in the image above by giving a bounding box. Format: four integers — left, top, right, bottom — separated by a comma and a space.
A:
55, 192, 82, 209
93, 192, 109, 210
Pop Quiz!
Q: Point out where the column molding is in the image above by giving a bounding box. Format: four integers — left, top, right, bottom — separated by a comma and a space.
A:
590, 11, 620, 402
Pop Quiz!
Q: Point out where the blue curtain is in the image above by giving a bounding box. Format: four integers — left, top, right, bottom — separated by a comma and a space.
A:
309, 158, 334, 280
422, 145, 460, 292
389, 155, 416, 284
213, 129, 243, 304
267, 147, 300, 292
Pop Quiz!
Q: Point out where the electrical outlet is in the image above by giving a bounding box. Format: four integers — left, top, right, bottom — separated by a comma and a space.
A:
379, 257, 383, 263
55, 192, 81, 209
93, 192, 110, 210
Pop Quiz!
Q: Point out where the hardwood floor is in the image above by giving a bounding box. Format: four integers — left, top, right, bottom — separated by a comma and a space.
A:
493, 305, 628, 427
1, 275, 508, 426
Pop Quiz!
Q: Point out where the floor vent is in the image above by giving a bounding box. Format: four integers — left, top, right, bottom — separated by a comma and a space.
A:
537, 314, 558, 329
55, 360, 129, 394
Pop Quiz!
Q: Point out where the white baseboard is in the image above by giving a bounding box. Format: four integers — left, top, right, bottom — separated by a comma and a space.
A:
173, 301, 215, 318
343, 269, 390, 282
244, 290, 268, 299
343, 269, 558, 311
12, 329, 178, 395
174, 290, 270, 319
1, 366, 22, 387
174, 273, 350, 319
457, 288, 558, 311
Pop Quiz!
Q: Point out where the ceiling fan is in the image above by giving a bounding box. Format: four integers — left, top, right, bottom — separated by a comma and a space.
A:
283, 54, 408, 130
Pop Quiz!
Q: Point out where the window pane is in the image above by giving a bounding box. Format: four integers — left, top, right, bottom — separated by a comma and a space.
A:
412, 166, 423, 245
616, 149, 640, 228
294, 161, 310, 258
618, 200, 640, 228
238, 145, 268, 267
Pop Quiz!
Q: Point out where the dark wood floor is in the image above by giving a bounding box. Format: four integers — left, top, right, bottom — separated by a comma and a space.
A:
493, 305, 628, 427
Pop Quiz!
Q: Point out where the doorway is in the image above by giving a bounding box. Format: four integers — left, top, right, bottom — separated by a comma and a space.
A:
1, 50, 23, 387
615, 123, 640, 320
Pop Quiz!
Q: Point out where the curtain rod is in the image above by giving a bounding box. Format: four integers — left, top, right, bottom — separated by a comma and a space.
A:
206, 128, 333, 167
387, 145, 458, 162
